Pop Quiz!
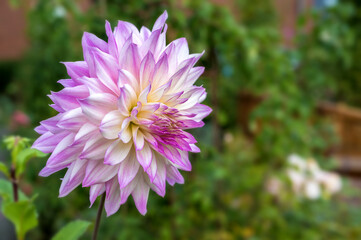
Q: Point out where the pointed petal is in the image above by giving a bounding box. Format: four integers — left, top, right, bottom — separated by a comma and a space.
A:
152, 11, 168, 31
73, 123, 98, 145
132, 176, 150, 215
118, 117, 132, 143
118, 152, 140, 189
166, 164, 184, 185
79, 93, 118, 122
59, 159, 87, 197
104, 139, 132, 165
100, 110, 124, 139
32, 131, 65, 153
62, 61, 89, 81
92, 48, 119, 95
136, 143, 152, 170
139, 52, 155, 90
57, 108, 87, 131
105, 21, 118, 59
149, 158, 166, 197
83, 160, 118, 187
89, 183, 105, 207
80, 134, 112, 160
104, 178, 122, 216
82, 32, 108, 76
133, 126, 145, 150
119, 43, 140, 80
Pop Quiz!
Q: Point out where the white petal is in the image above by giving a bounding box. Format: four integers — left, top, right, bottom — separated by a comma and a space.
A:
82, 160, 118, 187
136, 143, 152, 170
132, 176, 150, 215
104, 178, 122, 216
118, 152, 140, 189
100, 110, 124, 139
79, 93, 118, 122
104, 139, 132, 165
132, 126, 145, 150
118, 117, 132, 143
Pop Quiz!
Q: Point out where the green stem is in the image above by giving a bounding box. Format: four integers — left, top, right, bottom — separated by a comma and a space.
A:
10, 165, 18, 202
92, 193, 106, 240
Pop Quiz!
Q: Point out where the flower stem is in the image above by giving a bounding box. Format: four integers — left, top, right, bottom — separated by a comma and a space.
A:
10, 165, 18, 202
92, 193, 106, 240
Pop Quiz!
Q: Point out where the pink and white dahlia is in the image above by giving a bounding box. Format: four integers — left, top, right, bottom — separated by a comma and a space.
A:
32, 11, 211, 215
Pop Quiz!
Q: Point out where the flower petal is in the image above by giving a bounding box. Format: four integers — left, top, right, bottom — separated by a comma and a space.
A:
136, 143, 152, 170
83, 160, 118, 187
59, 159, 87, 197
82, 32, 108, 76
104, 139, 132, 165
132, 176, 150, 215
100, 110, 124, 139
89, 183, 105, 207
104, 178, 122, 216
133, 126, 145, 151
79, 93, 118, 122
80, 134, 112, 160
118, 152, 140, 189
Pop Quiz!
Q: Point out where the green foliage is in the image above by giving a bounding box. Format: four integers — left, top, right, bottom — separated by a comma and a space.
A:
3, 199, 38, 240
0, 136, 90, 240
15, 148, 47, 178
0, 162, 10, 178
295, 3, 356, 104
0, 136, 46, 240
0, 179, 37, 240
0, 179, 28, 203
51, 220, 91, 240
3, 136, 47, 178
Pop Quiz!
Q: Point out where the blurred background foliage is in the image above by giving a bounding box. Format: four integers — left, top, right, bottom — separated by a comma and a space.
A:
1, 0, 361, 239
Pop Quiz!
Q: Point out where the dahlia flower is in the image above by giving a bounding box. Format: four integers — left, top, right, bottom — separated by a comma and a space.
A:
32, 11, 211, 215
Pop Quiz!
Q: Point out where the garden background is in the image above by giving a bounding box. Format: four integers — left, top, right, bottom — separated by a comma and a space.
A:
1, 0, 361, 239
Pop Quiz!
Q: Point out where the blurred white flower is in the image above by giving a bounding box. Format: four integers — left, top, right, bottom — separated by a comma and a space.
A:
287, 170, 304, 193
304, 181, 321, 199
286, 154, 342, 200
288, 154, 306, 171
306, 159, 320, 173
321, 172, 342, 194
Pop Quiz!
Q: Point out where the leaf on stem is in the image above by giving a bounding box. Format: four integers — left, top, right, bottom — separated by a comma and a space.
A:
2, 200, 38, 240
16, 148, 47, 178
0, 162, 10, 178
52, 220, 91, 240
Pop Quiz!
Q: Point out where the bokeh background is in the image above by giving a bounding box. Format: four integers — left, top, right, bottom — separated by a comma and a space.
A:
1, 0, 361, 239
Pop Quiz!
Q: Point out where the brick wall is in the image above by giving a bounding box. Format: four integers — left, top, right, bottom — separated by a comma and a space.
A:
0, 1, 27, 61
0, 0, 314, 61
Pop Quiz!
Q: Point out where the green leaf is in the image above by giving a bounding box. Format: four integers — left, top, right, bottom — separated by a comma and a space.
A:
52, 220, 91, 240
3, 136, 17, 150
3, 136, 30, 151
0, 179, 28, 207
0, 162, 10, 178
3, 200, 38, 240
3, 136, 31, 166
16, 148, 47, 177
